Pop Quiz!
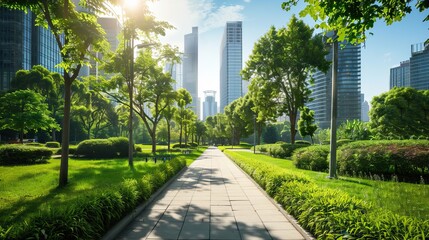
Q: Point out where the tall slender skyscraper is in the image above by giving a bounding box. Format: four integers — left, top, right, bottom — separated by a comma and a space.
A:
183, 27, 199, 116
0, 8, 61, 91
308, 42, 361, 129
203, 90, 218, 120
220, 21, 243, 113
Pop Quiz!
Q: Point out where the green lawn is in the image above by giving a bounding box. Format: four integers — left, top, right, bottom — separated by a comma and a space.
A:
0, 148, 205, 227
225, 150, 429, 220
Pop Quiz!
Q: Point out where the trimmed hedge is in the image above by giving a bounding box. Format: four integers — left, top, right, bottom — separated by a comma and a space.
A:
292, 145, 330, 172
256, 143, 309, 158
5, 158, 187, 239
108, 137, 129, 157
0, 145, 52, 165
45, 142, 60, 148
337, 140, 429, 177
172, 143, 190, 148
76, 139, 115, 158
224, 150, 429, 239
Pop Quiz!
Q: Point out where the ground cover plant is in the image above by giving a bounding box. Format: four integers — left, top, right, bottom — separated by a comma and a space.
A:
0, 148, 205, 239
224, 150, 429, 239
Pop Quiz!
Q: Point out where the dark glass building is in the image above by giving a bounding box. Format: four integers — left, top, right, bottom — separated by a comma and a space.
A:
308, 42, 361, 129
410, 43, 429, 90
0, 8, 61, 91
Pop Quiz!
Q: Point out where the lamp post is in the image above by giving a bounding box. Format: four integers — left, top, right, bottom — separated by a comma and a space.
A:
329, 32, 338, 179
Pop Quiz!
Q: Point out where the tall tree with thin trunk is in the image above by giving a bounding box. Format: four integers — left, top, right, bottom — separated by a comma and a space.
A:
242, 16, 329, 144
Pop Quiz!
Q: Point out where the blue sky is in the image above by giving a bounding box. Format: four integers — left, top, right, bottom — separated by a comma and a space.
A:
149, 0, 428, 106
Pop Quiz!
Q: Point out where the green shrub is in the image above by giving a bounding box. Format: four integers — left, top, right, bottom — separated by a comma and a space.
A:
24, 142, 44, 147
45, 141, 60, 148
0, 145, 52, 165
255, 144, 269, 153
172, 143, 190, 148
7, 158, 187, 239
135, 146, 142, 152
108, 137, 129, 157
292, 145, 330, 172
75, 139, 115, 158
189, 142, 198, 147
268, 143, 309, 158
337, 139, 353, 147
337, 140, 429, 177
225, 150, 429, 239
55, 145, 77, 155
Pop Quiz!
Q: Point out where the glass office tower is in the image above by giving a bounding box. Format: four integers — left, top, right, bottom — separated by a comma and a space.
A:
410, 43, 429, 90
308, 42, 361, 129
220, 21, 242, 113
0, 8, 61, 91
183, 27, 199, 116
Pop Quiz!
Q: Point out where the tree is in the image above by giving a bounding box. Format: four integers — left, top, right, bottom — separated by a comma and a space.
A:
162, 103, 177, 151
263, 124, 279, 144
0, 90, 60, 143
236, 94, 266, 145
241, 16, 329, 144
282, 0, 429, 44
195, 120, 207, 145
175, 88, 193, 146
338, 119, 371, 141
1, 0, 110, 186
224, 98, 251, 146
369, 87, 429, 139
12, 65, 64, 141
298, 106, 317, 143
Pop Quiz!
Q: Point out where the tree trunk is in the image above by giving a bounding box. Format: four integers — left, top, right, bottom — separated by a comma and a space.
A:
59, 78, 71, 187
290, 113, 297, 144
179, 120, 183, 146
257, 123, 262, 145
151, 124, 157, 154
20, 128, 24, 144
167, 120, 171, 151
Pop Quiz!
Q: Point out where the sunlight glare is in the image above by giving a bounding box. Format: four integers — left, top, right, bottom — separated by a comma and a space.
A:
123, 0, 140, 9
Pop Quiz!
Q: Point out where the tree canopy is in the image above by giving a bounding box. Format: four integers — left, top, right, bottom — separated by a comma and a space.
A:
242, 15, 329, 144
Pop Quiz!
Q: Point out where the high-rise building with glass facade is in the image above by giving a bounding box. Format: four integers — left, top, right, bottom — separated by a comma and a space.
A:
203, 90, 217, 120
220, 21, 242, 113
410, 43, 429, 90
0, 8, 61, 91
183, 27, 199, 116
308, 42, 361, 129
390, 60, 410, 89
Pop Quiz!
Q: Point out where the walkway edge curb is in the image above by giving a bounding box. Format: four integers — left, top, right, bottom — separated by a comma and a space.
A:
223, 150, 315, 240
101, 165, 189, 240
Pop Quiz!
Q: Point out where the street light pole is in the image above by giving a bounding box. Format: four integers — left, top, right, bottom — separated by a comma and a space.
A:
329, 32, 338, 179
128, 35, 135, 169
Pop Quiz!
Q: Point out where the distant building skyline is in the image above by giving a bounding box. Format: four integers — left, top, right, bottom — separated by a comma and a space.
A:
183, 27, 199, 117
219, 21, 243, 113
390, 42, 429, 90
203, 90, 217, 120
0, 8, 61, 92
308, 41, 362, 129
361, 93, 369, 122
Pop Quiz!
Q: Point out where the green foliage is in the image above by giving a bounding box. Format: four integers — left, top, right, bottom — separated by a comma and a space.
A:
297, 106, 317, 142
45, 142, 60, 148
338, 119, 371, 141
0, 90, 60, 142
225, 150, 429, 239
257, 143, 309, 158
337, 140, 429, 178
369, 88, 429, 140
108, 137, 129, 157
294, 140, 311, 145
5, 158, 187, 239
75, 139, 115, 158
262, 124, 279, 144
172, 143, 190, 149
242, 16, 329, 143
292, 145, 329, 171
336, 139, 353, 147
0, 145, 52, 165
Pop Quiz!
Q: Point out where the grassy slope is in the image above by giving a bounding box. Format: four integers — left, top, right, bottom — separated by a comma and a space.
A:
225, 150, 429, 220
0, 147, 205, 226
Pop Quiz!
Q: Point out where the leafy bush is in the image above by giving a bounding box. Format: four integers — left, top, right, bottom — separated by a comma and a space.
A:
269, 143, 309, 158
337, 139, 353, 147
45, 141, 60, 148
225, 150, 429, 239
108, 137, 129, 157
6, 158, 187, 239
0, 145, 52, 165
189, 142, 198, 147
172, 143, 190, 148
292, 145, 329, 172
135, 146, 142, 152
337, 140, 429, 177
24, 142, 44, 147
255, 144, 269, 153
55, 145, 77, 155
75, 139, 115, 158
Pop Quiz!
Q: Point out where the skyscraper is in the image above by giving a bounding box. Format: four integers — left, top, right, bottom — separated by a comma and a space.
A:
203, 90, 217, 120
308, 42, 361, 129
361, 93, 369, 122
164, 61, 183, 91
410, 43, 429, 90
390, 60, 410, 89
183, 27, 199, 116
220, 21, 243, 113
0, 8, 61, 91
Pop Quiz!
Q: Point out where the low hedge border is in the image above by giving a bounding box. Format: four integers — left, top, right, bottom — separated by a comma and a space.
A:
256, 143, 308, 158
292, 145, 330, 172
0, 145, 53, 165
2, 158, 187, 240
224, 150, 429, 239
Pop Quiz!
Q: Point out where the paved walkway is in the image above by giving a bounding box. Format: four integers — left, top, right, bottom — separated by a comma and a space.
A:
116, 147, 308, 240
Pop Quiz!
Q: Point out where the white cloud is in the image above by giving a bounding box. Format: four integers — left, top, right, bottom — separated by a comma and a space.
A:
149, 0, 245, 48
